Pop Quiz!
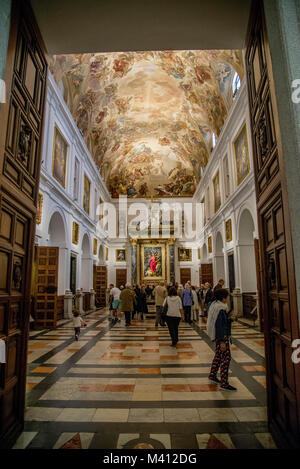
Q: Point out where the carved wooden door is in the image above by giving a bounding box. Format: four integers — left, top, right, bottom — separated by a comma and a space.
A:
34, 247, 59, 329
0, 0, 47, 447
180, 268, 191, 286
199, 264, 213, 286
116, 269, 127, 288
246, 0, 300, 448
93, 266, 107, 307
227, 254, 236, 293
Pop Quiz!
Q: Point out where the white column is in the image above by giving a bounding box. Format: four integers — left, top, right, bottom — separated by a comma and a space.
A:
90, 288, 96, 311
76, 289, 83, 315
64, 289, 73, 319
58, 247, 69, 295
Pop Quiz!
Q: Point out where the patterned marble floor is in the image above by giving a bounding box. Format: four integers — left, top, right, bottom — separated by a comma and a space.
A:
14, 309, 277, 449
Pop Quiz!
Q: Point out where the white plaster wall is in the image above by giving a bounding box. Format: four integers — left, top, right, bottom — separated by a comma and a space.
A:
36, 74, 111, 294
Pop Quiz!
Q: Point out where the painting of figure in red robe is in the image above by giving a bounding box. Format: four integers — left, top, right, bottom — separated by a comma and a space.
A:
142, 245, 165, 280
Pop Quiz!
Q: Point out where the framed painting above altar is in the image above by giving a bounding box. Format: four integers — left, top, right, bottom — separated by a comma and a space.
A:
141, 244, 166, 281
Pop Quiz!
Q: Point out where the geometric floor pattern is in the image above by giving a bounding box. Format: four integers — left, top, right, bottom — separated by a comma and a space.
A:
14, 309, 277, 449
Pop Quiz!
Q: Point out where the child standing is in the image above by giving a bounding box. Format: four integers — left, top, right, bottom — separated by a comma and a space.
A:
207, 288, 236, 391
73, 311, 84, 341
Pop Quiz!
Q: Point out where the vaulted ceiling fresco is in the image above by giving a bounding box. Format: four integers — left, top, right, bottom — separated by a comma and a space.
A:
50, 50, 244, 198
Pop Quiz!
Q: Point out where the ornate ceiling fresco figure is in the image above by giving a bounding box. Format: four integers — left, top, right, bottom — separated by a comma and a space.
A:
50, 50, 244, 198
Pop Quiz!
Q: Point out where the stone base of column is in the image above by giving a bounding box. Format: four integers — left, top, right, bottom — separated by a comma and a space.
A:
232, 288, 243, 318
76, 289, 84, 316
64, 290, 73, 319
90, 288, 96, 310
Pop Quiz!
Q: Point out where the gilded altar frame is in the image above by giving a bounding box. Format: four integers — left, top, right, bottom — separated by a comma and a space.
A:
136, 239, 168, 285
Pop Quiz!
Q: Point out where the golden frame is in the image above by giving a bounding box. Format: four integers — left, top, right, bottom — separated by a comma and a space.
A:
141, 243, 166, 281
72, 222, 79, 244
116, 249, 126, 262
93, 238, 98, 255
208, 236, 212, 253
198, 247, 201, 260
83, 174, 91, 215
225, 219, 232, 242
105, 247, 108, 261
213, 171, 221, 213
233, 123, 250, 187
36, 193, 43, 224
178, 247, 192, 262
52, 126, 68, 188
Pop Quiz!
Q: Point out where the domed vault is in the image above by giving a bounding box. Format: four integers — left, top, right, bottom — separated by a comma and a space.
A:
50, 50, 244, 198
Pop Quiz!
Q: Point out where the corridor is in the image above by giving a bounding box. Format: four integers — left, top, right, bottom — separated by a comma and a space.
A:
14, 310, 276, 449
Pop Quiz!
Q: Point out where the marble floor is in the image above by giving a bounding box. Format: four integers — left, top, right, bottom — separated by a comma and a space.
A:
14, 309, 277, 449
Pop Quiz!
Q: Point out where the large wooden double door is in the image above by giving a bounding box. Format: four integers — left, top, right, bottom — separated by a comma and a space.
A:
93, 266, 107, 307
0, 0, 47, 447
245, 0, 300, 447
199, 264, 213, 287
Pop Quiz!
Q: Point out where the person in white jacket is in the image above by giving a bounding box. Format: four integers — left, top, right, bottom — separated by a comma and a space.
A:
73, 311, 84, 341
163, 286, 184, 347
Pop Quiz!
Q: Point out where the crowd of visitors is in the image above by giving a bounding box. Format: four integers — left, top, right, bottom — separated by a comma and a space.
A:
72, 277, 236, 391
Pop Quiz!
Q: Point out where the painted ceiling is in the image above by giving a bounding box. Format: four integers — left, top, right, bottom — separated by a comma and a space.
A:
50, 50, 244, 198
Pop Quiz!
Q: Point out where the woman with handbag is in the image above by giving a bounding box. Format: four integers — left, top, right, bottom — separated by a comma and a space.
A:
162, 286, 184, 347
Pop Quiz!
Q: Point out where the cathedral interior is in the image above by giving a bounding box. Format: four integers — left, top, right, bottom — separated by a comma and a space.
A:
0, 0, 300, 452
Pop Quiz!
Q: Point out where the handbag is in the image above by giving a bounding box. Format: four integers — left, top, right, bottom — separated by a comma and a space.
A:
160, 299, 168, 326
161, 298, 168, 319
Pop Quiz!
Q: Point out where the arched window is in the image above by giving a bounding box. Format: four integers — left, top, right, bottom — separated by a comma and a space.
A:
232, 72, 241, 99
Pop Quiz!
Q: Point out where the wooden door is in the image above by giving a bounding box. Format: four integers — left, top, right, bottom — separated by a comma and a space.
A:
0, 0, 47, 448
70, 254, 77, 294
93, 266, 107, 307
246, 0, 300, 448
34, 247, 59, 329
199, 264, 213, 286
180, 268, 191, 286
116, 268, 127, 288
228, 254, 236, 293
254, 238, 263, 331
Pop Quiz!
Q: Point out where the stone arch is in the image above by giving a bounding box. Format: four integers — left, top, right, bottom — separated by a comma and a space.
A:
237, 208, 257, 292
81, 233, 92, 291
48, 210, 67, 247
47, 211, 67, 295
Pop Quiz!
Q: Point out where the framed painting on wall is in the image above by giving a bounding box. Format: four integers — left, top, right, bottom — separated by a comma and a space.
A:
141, 244, 165, 280
52, 126, 68, 188
208, 236, 212, 253
225, 219, 232, 242
213, 171, 221, 213
83, 174, 91, 215
105, 247, 108, 261
72, 222, 79, 244
36, 193, 43, 224
116, 249, 126, 261
178, 248, 192, 262
93, 238, 98, 255
234, 124, 250, 186
198, 248, 201, 260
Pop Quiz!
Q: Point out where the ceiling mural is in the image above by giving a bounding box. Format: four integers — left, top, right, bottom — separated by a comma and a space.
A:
50, 50, 244, 198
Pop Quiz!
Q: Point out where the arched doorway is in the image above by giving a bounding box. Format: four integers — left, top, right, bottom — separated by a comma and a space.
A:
237, 209, 256, 293
48, 211, 68, 296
